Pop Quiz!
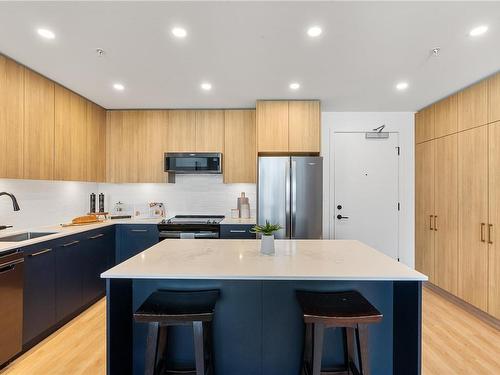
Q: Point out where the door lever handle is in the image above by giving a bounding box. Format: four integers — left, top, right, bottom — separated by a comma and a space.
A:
336, 215, 349, 220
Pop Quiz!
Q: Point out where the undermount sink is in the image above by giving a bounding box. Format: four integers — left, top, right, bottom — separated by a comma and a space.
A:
0, 232, 57, 242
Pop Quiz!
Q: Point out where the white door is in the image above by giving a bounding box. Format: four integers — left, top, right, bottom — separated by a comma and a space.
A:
333, 132, 400, 259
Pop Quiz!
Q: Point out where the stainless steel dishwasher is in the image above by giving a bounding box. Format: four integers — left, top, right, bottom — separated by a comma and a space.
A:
0, 249, 24, 366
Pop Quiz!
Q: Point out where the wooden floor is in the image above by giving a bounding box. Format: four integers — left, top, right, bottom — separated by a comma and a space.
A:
1, 287, 499, 375
0, 299, 106, 375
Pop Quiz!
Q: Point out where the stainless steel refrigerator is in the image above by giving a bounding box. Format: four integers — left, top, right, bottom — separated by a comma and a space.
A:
257, 156, 323, 239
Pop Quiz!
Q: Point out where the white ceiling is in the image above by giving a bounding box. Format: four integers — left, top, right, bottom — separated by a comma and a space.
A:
0, 1, 499, 111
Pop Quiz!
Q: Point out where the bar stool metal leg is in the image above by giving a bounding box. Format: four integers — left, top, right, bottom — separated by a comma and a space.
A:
312, 323, 325, 375
145, 322, 160, 375
193, 321, 205, 375
356, 324, 370, 375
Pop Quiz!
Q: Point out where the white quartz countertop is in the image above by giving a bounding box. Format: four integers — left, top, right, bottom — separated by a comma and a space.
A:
220, 217, 256, 225
101, 239, 427, 281
0, 218, 162, 253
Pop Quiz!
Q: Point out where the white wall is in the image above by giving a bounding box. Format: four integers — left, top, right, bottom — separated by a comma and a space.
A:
321, 112, 415, 267
0, 179, 98, 230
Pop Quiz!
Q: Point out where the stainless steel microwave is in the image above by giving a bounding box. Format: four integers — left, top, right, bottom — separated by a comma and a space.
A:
164, 153, 222, 174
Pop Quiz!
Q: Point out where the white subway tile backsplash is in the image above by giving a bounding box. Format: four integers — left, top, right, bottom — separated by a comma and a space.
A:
99, 175, 256, 218
0, 175, 256, 231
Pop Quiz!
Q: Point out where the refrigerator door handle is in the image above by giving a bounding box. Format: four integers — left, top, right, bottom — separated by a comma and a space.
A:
291, 159, 297, 238
285, 161, 291, 238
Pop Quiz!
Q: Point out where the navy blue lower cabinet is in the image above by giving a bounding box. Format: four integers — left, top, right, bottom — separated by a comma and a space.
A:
82, 227, 115, 304
55, 235, 85, 322
220, 224, 256, 239
116, 225, 158, 263
22, 240, 58, 345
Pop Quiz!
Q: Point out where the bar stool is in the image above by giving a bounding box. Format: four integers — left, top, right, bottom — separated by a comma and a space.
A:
134, 289, 220, 375
296, 290, 383, 375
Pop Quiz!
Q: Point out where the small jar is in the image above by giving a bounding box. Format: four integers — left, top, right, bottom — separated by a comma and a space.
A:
231, 209, 240, 219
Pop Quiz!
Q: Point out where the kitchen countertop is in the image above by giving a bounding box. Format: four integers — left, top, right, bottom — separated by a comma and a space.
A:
220, 217, 256, 225
101, 239, 427, 281
0, 218, 163, 254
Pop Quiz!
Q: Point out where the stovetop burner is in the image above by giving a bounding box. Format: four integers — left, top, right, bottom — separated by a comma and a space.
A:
160, 215, 225, 225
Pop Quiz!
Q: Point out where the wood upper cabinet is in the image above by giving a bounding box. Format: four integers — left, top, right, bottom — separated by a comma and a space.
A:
288, 100, 320, 152
458, 80, 488, 131
106, 111, 140, 183
86, 102, 106, 182
256, 100, 289, 152
23, 69, 55, 180
458, 126, 489, 311
415, 105, 434, 144
434, 134, 458, 295
415, 141, 435, 282
139, 111, 168, 182
0, 55, 24, 179
434, 94, 458, 138
195, 110, 224, 152
54, 85, 88, 181
489, 72, 500, 124
166, 110, 196, 152
106, 110, 168, 183
224, 110, 256, 183
488, 121, 500, 319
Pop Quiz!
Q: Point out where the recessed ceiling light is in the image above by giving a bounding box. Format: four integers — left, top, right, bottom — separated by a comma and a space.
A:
172, 27, 187, 38
307, 26, 322, 38
469, 25, 488, 37
396, 81, 409, 91
289, 82, 300, 90
37, 28, 55, 39
200, 82, 212, 91
113, 83, 125, 91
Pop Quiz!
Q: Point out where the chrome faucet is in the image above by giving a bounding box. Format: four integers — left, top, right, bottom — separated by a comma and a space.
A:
0, 192, 20, 230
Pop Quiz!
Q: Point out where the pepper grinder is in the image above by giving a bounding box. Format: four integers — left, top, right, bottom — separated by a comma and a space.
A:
89, 193, 96, 213
98, 193, 105, 213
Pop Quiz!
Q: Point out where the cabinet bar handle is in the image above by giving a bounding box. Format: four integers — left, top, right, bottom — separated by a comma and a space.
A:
29, 248, 52, 257
89, 233, 104, 239
230, 230, 247, 233
62, 240, 80, 247
488, 224, 493, 244
481, 223, 486, 242
131, 229, 148, 233
429, 215, 434, 231
434, 216, 438, 231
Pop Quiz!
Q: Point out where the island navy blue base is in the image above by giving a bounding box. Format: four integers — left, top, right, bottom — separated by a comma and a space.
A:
106, 279, 422, 375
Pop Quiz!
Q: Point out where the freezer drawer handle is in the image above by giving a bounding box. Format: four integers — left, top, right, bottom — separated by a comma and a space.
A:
29, 248, 52, 257
0, 258, 23, 274
337, 215, 349, 220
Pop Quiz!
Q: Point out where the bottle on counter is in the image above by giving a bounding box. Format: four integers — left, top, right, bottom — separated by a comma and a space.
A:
237, 192, 249, 218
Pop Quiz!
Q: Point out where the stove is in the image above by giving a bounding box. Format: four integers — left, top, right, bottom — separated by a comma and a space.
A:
158, 215, 224, 240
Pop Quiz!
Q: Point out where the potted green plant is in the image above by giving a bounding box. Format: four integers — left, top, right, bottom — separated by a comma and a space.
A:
251, 221, 282, 255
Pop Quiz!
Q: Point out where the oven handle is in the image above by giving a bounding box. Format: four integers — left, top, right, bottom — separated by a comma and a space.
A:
159, 231, 219, 239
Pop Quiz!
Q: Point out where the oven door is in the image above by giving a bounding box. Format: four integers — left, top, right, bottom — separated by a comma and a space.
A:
164, 153, 222, 174
159, 231, 219, 240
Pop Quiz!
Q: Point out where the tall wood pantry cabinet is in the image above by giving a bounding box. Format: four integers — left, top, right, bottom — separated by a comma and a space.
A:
415, 71, 500, 320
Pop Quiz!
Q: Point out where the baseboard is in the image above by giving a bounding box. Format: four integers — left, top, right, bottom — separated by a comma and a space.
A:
424, 283, 500, 330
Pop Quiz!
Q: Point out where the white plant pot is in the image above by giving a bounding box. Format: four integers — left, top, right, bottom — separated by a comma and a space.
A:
260, 234, 275, 255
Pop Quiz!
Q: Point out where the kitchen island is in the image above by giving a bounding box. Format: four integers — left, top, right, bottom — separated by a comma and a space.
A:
102, 239, 427, 375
